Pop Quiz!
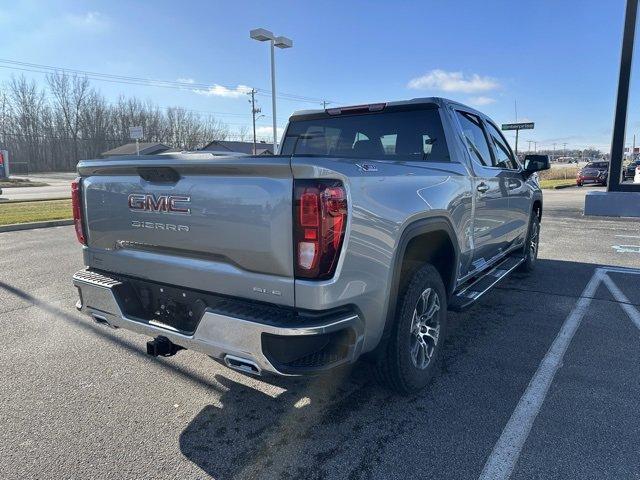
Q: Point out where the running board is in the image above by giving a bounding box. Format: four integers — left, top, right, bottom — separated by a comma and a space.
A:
449, 255, 525, 312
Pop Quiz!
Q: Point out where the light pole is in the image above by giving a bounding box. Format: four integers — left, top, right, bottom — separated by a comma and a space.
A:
250, 28, 293, 154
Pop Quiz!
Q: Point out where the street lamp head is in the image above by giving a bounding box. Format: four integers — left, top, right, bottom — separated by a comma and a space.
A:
250, 28, 274, 42
273, 36, 293, 49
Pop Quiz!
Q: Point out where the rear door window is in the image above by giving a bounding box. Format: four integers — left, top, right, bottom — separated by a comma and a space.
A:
281, 107, 450, 162
485, 121, 518, 169
455, 111, 492, 166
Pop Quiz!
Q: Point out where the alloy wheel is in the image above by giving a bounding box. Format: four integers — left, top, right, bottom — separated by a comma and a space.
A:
529, 220, 539, 261
409, 287, 441, 370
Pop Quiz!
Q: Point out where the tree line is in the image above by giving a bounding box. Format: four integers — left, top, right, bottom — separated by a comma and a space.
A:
0, 73, 244, 172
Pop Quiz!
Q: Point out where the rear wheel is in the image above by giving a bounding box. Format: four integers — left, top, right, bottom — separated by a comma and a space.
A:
518, 212, 540, 273
374, 264, 447, 394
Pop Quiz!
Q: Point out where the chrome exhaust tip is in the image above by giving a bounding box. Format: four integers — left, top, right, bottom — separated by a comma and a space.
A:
224, 354, 262, 376
91, 313, 113, 328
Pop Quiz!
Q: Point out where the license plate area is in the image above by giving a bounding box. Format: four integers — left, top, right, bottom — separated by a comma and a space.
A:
114, 279, 207, 334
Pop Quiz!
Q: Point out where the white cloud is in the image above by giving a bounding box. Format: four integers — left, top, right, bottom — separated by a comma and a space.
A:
408, 69, 499, 93
65, 12, 110, 32
193, 84, 252, 98
176, 78, 195, 84
255, 126, 285, 140
469, 96, 496, 106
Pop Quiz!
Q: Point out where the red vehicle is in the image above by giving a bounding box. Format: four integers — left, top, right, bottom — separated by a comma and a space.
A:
576, 161, 609, 186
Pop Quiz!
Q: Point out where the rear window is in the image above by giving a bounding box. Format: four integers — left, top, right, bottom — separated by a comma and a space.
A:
281, 107, 450, 162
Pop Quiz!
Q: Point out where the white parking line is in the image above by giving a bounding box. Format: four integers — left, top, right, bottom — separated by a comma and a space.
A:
478, 265, 640, 480
478, 269, 604, 480
612, 245, 640, 254
602, 274, 640, 330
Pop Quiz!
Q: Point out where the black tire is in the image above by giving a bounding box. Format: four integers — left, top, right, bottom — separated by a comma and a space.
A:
518, 212, 540, 273
374, 264, 447, 394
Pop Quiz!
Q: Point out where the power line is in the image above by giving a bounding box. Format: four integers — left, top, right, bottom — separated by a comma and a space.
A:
0, 58, 338, 105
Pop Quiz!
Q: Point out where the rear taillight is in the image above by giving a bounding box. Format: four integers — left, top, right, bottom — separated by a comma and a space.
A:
71, 178, 86, 245
294, 180, 347, 279
0, 152, 4, 166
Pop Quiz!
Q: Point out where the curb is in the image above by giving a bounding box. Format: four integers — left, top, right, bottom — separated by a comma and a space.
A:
0, 197, 71, 204
553, 184, 576, 190
0, 219, 74, 233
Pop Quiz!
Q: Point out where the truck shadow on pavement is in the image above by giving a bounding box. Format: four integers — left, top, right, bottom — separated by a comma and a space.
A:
178, 259, 628, 480
3, 258, 634, 479
0, 280, 226, 395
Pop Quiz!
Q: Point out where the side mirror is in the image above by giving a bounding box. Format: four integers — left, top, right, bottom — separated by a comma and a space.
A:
524, 154, 551, 174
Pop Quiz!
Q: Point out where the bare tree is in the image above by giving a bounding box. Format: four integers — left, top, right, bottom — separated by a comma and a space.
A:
47, 73, 91, 168
0, 73, 234, 172
237, 125, 250, 141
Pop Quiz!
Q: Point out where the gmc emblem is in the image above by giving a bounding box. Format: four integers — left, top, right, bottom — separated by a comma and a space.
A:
128, 193, 191, 215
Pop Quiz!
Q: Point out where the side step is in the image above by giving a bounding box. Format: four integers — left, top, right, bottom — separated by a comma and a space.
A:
449, 255, 525, 312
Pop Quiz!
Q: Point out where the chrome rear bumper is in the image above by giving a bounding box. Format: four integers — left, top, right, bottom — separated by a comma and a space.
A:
73, 269, 364, 375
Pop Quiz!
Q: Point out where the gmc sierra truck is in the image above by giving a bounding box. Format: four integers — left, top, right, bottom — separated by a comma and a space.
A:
72, 97, 549, 393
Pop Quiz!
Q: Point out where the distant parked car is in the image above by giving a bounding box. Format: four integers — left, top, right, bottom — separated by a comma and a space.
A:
624, 159, 640, 181
577, 161, 609, 186
635, 163, 640, 183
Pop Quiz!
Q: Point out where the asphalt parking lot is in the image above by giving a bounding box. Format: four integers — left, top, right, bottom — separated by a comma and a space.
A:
1, 187, 639, 480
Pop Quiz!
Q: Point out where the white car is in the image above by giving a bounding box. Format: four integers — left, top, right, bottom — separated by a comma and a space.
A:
635, 164, 640, 183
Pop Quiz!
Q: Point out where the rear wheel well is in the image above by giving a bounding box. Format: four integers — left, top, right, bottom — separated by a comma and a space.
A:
399, 230, 456, 298
366, 223, 458, 363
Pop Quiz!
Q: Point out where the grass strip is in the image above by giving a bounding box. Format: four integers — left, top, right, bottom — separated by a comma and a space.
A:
0, 178, 49, 188
0, 199, 72, 225
539, 179, 577, 189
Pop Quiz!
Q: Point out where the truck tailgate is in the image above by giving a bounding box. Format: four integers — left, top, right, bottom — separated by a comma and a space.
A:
78, 156, 295, 306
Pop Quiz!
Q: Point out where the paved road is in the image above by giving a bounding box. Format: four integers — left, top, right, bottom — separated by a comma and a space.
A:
0, 172, 75, 202
1, 188, 639, 479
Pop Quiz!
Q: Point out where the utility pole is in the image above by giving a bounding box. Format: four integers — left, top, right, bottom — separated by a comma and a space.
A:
322, 100, 330, 109
563, 142, 567, 158
248, 89, 261, 155
534, 141, 537, 152
528, 140, 532, 152
553, 143, 556, 161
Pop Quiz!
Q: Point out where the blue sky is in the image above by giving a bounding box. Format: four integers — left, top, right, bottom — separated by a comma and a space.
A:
0, 0, 631, 151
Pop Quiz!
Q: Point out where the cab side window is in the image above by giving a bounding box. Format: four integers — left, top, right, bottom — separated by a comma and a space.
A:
485, 122, 518, 169
455, 111, 492, 166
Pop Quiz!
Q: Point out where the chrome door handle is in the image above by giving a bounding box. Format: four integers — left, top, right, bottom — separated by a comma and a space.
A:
477, 183, 489, 193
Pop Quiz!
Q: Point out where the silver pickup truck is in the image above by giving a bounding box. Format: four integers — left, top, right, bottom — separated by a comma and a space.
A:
72, 97, 549, 393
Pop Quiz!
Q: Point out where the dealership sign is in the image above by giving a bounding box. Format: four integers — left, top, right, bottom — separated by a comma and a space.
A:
501, 122, 535, 131
129, 126, 144, 140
